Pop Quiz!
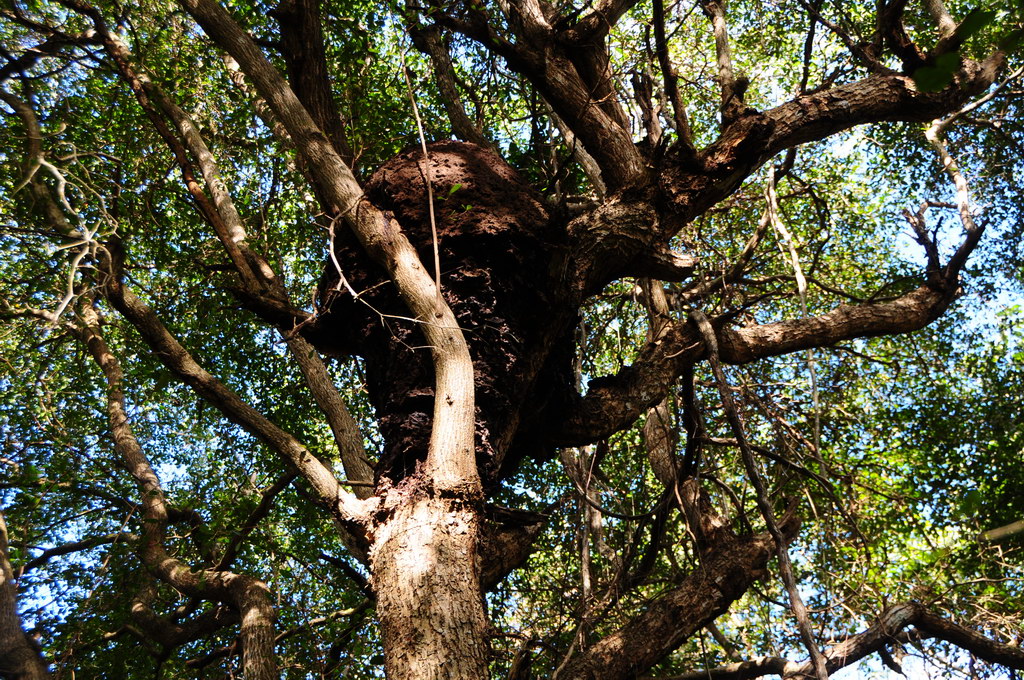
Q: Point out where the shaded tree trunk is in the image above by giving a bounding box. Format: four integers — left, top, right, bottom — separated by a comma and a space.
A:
0, 511, 51, 680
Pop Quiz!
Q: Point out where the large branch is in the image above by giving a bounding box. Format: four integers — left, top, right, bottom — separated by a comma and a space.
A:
552, 281, 959, 447
567, 60, 1002, 298
558, 484, 800, 680
659, 60, 1003, 234
657, 602, 1024, 679
760, 63, 1001, 160
76, 304, 277, 680
178, 0, 479, 493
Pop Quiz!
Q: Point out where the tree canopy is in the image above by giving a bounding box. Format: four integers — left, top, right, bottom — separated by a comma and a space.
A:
0, 0, 1023, 678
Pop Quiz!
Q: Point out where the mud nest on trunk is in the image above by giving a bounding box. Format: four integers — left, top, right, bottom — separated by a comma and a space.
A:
315, 141, 575, 485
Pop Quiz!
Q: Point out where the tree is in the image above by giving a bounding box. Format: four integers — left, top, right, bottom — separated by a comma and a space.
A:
0, 0, 1022, 677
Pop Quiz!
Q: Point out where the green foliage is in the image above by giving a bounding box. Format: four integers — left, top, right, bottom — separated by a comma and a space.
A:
1, 0, 1023, 677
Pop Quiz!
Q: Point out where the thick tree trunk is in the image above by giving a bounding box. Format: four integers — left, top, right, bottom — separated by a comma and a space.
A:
0, 511, 51, 680
370, 488, 490, 680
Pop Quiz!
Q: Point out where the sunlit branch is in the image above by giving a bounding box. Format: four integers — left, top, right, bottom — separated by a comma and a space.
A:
177, 0, 479, 491
923, 0, 957, 39
74, 304, 278, 680
698, 0, 747, 126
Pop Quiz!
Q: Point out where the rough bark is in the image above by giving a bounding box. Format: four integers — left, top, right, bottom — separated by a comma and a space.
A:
370, 488, 490, 680
558, 484, 800, 680
0, 511, 51, 680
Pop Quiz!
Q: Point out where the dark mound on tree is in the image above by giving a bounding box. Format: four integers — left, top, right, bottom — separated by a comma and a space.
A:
316, 141, 574, 484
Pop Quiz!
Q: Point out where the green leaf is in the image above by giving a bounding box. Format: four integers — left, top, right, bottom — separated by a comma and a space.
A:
998, 28, 1024, 53
961, 489, 984, 516
955, 8, 997, 41
913, 51, 961, 92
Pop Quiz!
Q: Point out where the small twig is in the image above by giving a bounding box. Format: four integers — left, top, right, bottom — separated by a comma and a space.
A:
765, 166, 823, 473
688, 308, 829, 680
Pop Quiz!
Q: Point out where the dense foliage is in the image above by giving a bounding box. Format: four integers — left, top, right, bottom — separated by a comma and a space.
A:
0, 0, 1022, 678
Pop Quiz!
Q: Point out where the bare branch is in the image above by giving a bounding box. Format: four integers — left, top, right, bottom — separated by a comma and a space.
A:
923, 0, 957, 39
652, 0, 696, 158
408, 22, 492, 148
74, 304, 278, 680
20, 532, 135, 573
698, 0, 749, 126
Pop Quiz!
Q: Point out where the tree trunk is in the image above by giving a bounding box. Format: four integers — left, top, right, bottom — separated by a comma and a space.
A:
0, 511, 51, 680
370, 488, 490, 680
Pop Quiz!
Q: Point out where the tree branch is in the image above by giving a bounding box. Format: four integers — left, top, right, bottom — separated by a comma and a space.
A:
74, 304, 278, 680
698, 0, 748, 127
177, 0, 479, 494
408, 22, 492, 148
660, 602, 1024, 679
20, 532, 135, 573
553, 278, 963, 447
271, 0, 355, 167
56, 0, 377, 495
558, 485, 800, 680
